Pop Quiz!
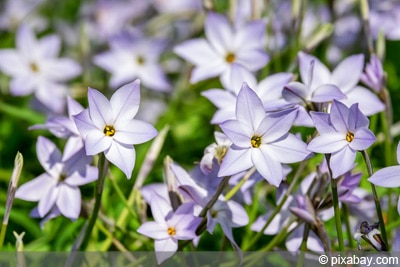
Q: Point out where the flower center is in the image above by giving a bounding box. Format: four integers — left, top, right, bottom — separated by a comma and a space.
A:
136, 55, 145, 65
104, 125, 116, 137
225, 52, 236, 64
30, 62, 39, 72
167, 227, 176, 236
251, 135, 262, 148
58, 173, 67, 182
346, 131, 354, 142
215, 146, 228, 164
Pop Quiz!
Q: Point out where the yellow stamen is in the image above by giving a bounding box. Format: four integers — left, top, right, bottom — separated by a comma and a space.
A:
251, 136, 262, 148
167, 227, 176, 236
346, 131, 354, 142
225, 52, 236, 64
136, 55, 145, 65
30, 62, 39, 72
104, 125, 116, 137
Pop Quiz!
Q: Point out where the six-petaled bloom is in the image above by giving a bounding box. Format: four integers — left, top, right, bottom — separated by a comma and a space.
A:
218, 83, 310, 187
307, 100, 376, 178
15, 136, 98, 220
137, 193, 201, 264
73, 80, 158, 178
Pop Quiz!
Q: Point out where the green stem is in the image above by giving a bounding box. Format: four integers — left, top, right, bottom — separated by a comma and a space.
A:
0, 223, 7, 250
362, 150, 389, 249
326, 154, 345, 251
78, 153, 109, 250
298, 224, 310, 267
331, 175, 345, 251
243, 159, 308, 251
225, 167, 255, 201
342, 204, 354, 249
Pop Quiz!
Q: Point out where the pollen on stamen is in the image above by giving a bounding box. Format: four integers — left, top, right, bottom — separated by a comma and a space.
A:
251, 135, 262, 148
104, 125, 116, 137
225, 52, 236, 64
136, 55, 145, 65
346, 131, 354, 142
30, 62, 39, 72
167, 227, 176, 236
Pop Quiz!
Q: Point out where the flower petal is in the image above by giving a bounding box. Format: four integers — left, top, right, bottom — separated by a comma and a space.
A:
56, 185, 81, 219
38, 184, 59, 217
311, 84, 345, 103
298, 52, 330, 89
220, 63, 257, 94
110, 80, 141, 120
310, 111, 334, 134
150, 192, 173, 223
258, 108, 297, 142
219, 120, 251, 148
235, 83, 265, 130
87, 88, 113, 128
350, 128, 376, 151
84, 130, 113, 155
307, 133, 347, 153
104, 141, 135, 178
218, 147, 252, 177
252, 147, 283, 187
174, 39, 218, 65
205, 12, 233, 55
282, 82, 308, 104
330, 146, 356, 178
154, 239, 177, 265
332, 54, 364, 93
114, 119, 157, 145
368, 166, 400, 188
36, 136, 62, 177
340, 86, 385, 116
329, 100, 350, 133
73, 109, 98, 138
15, 174, 55, 201
137, 221, 169, 239
267, 134, 309, 163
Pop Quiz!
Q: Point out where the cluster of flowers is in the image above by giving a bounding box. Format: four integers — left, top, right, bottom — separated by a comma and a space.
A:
1, 0, 400, 264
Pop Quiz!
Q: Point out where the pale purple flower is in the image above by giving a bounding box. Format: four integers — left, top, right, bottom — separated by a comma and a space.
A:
308, 100, 376, 178
137, 193, 200, 264
30, 97, 85, 161
15, 136, 98, 219
368, 142, 400, 214
80, 0, 149, 41
298, 52, 385, 115
174, 12, 269, 93
0, 0, 47, 31
200, 132, 232, 174
202, 72, 294, 124
218, 83, 309, 186
94, 35, 171, 92
369, 1, 400, 40
170, 163, 248, 258
0, 25, 82, 113
360, 55, 386, 93
282, 59, 345, 105
73, 80, 158, 178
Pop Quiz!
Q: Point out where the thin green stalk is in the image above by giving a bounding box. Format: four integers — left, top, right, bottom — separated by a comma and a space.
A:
330, 172, 345, 251
225, 167, 255, 201
362, 150, 389, 249
342, 204, 354, 249
243, 159, 308, 251
79, 153, 109, 250
326, 154, 345, 251
298, 224, 310, 267
0, 224, 6, 250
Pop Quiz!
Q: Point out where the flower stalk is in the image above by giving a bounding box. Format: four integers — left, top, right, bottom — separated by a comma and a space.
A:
0, 152, 23, 250
78, 153, 109, 250
362, 149, 388, 248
